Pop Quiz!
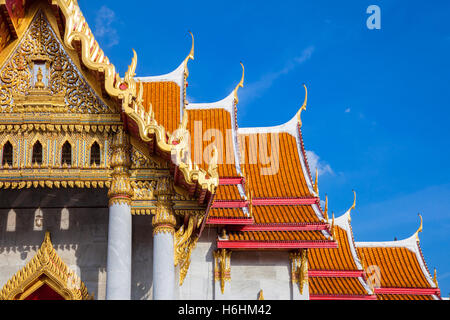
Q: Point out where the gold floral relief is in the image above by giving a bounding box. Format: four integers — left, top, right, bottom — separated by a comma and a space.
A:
0, 11, 111, 114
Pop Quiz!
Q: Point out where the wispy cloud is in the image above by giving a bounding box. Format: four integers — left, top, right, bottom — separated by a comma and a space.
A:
93, 6, 119, 48
240, 46, 315, 105
306, 150, 333, 176
345, 108, 351, 113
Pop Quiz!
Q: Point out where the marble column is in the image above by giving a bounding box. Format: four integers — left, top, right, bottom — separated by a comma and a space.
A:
152, 177, 177, 300
106, 130, 134, 300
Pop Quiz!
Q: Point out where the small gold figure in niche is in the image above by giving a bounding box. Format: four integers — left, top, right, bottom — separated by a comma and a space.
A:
35, 66, 45, 89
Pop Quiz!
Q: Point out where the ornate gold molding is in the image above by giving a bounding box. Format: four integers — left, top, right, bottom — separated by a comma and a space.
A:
289, 249, 309, 295
108, 130, 133, 206
0, 232, 93, 300
213, 248, 231, 294
174, 215, 202, 286
152, 177, 176, 235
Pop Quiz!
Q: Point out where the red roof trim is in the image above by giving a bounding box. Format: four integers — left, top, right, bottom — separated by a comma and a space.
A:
308, 270, 364, 278
217, 240, 338, 249
252, 197, 319, 205
374, 288, 440, 295
310, 294, 377, 300
228, 223, 328, 232
219, 177, 243, 185
206, 218, 255, 225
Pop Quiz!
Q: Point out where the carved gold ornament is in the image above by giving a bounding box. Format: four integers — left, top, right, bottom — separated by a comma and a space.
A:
213, 248, 231, 294
289, 249, 309, 295
0, 232, 93, 300
152, 177, 176, 235
0, 11, 111, 114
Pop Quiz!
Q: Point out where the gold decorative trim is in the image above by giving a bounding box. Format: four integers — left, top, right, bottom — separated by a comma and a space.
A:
0, 232, 93, 300
296, 84, 308, 128
289, 249, 308, 295
213, 248, 231, 294
153, 225, 175, 236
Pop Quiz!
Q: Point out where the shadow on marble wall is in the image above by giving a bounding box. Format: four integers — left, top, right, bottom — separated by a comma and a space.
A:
0, 188, 109, 299
131, 215, 153, 300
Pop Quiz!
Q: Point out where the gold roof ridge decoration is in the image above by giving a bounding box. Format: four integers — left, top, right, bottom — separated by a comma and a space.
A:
414, 213, 423, 242
233, 62, 245, 104
296, 84, 308, 128
0, 231, 93, 300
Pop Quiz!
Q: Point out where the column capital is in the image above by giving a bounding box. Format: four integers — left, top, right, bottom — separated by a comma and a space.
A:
152, 177, 176, 235
108, 130, 133, 206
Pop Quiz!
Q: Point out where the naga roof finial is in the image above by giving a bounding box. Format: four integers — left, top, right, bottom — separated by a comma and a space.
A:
183, 31, 195, 78
347, 190, 357, 222
313, 168, 319, 196
296, 84, 308, 127
323, 194, 329, 221
433, 268, 438, 287
414, 213, 423, 242
233, 62, 245, 104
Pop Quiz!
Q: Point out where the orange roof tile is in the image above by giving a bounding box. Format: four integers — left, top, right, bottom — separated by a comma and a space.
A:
357, 246, 433, 289
215, 185, 242, 201
187, 108, 238, 177
239, 132, 313, 198
309, 277, 368, 296
309, 226, 360, 271
209, 208, 248, 219
252, 205, 321, 224
227, 230, 328, 242
377, 294, 434, 300
137, 81, 181, 134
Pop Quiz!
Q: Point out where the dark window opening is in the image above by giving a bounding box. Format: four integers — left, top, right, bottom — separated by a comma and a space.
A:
32, 141, 43, 165
90, 142, 101, 166
2, 141, 13, 166
61, 141, 72, 166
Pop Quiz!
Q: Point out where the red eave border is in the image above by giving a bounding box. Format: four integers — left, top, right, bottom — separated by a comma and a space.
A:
310, 294, 377, 300
206, 218, 255, 225
217, 240, 338, 249
228, 223, 328, 232
252, 197, 319, 206
374, 287, 441, 296
219, 177, 243, 185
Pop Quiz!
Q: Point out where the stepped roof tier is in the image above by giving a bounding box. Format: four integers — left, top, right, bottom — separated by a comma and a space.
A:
356, 215, 441, 300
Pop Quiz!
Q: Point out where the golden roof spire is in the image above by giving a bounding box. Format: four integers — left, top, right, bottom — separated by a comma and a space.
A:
233, 62, 245, 104
296, 84, 308, 127
347, 190, 357, 222
323, 194, 329, 221
313, 168, 319, 195
414, 213, 423, 242
433, 268, 439, 287
183, 31, 195, 78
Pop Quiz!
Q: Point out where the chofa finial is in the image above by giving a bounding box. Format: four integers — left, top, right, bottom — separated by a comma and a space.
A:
323, 194, 329, 221
296, 84, 308, 127
183, 31, 195, 79
414, 213, 423, 242
347, 190, 357, 222
313, 168, 319, 195
233, 62, 245, 104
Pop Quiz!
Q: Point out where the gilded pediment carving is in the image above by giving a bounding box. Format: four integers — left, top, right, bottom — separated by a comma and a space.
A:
0, 11, 112, 114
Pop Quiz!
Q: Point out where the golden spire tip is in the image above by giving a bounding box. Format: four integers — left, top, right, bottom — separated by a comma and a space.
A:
233, 62, 245, 104
415, 213, 423, 241
296, 84, 308, 127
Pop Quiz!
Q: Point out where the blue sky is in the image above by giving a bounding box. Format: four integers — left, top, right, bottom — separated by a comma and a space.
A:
78, 0, 450, 295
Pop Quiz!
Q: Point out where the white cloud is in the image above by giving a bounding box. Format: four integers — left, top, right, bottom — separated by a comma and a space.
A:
94, 6, 119, 48
240, 46, 315, 105
345, 108, 351, 113
306, 150, 333, 176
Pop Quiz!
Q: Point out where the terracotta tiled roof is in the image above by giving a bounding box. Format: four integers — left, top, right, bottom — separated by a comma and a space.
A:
209, 208, 249, 219
137, 82, 181, 133
239, 132, 313, 198
357, 246, 433, 289
187, 108, 238, 177
309, 277, 368, 296
252, 205, 321, 224
309, 226, 359, 271
215, 185, 242, 201
377, 294, 434, 300
227, 230, 328, 242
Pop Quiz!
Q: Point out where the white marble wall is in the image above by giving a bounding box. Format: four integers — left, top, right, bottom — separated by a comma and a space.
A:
0, 206, 109, 299
178, 229, 293, 300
